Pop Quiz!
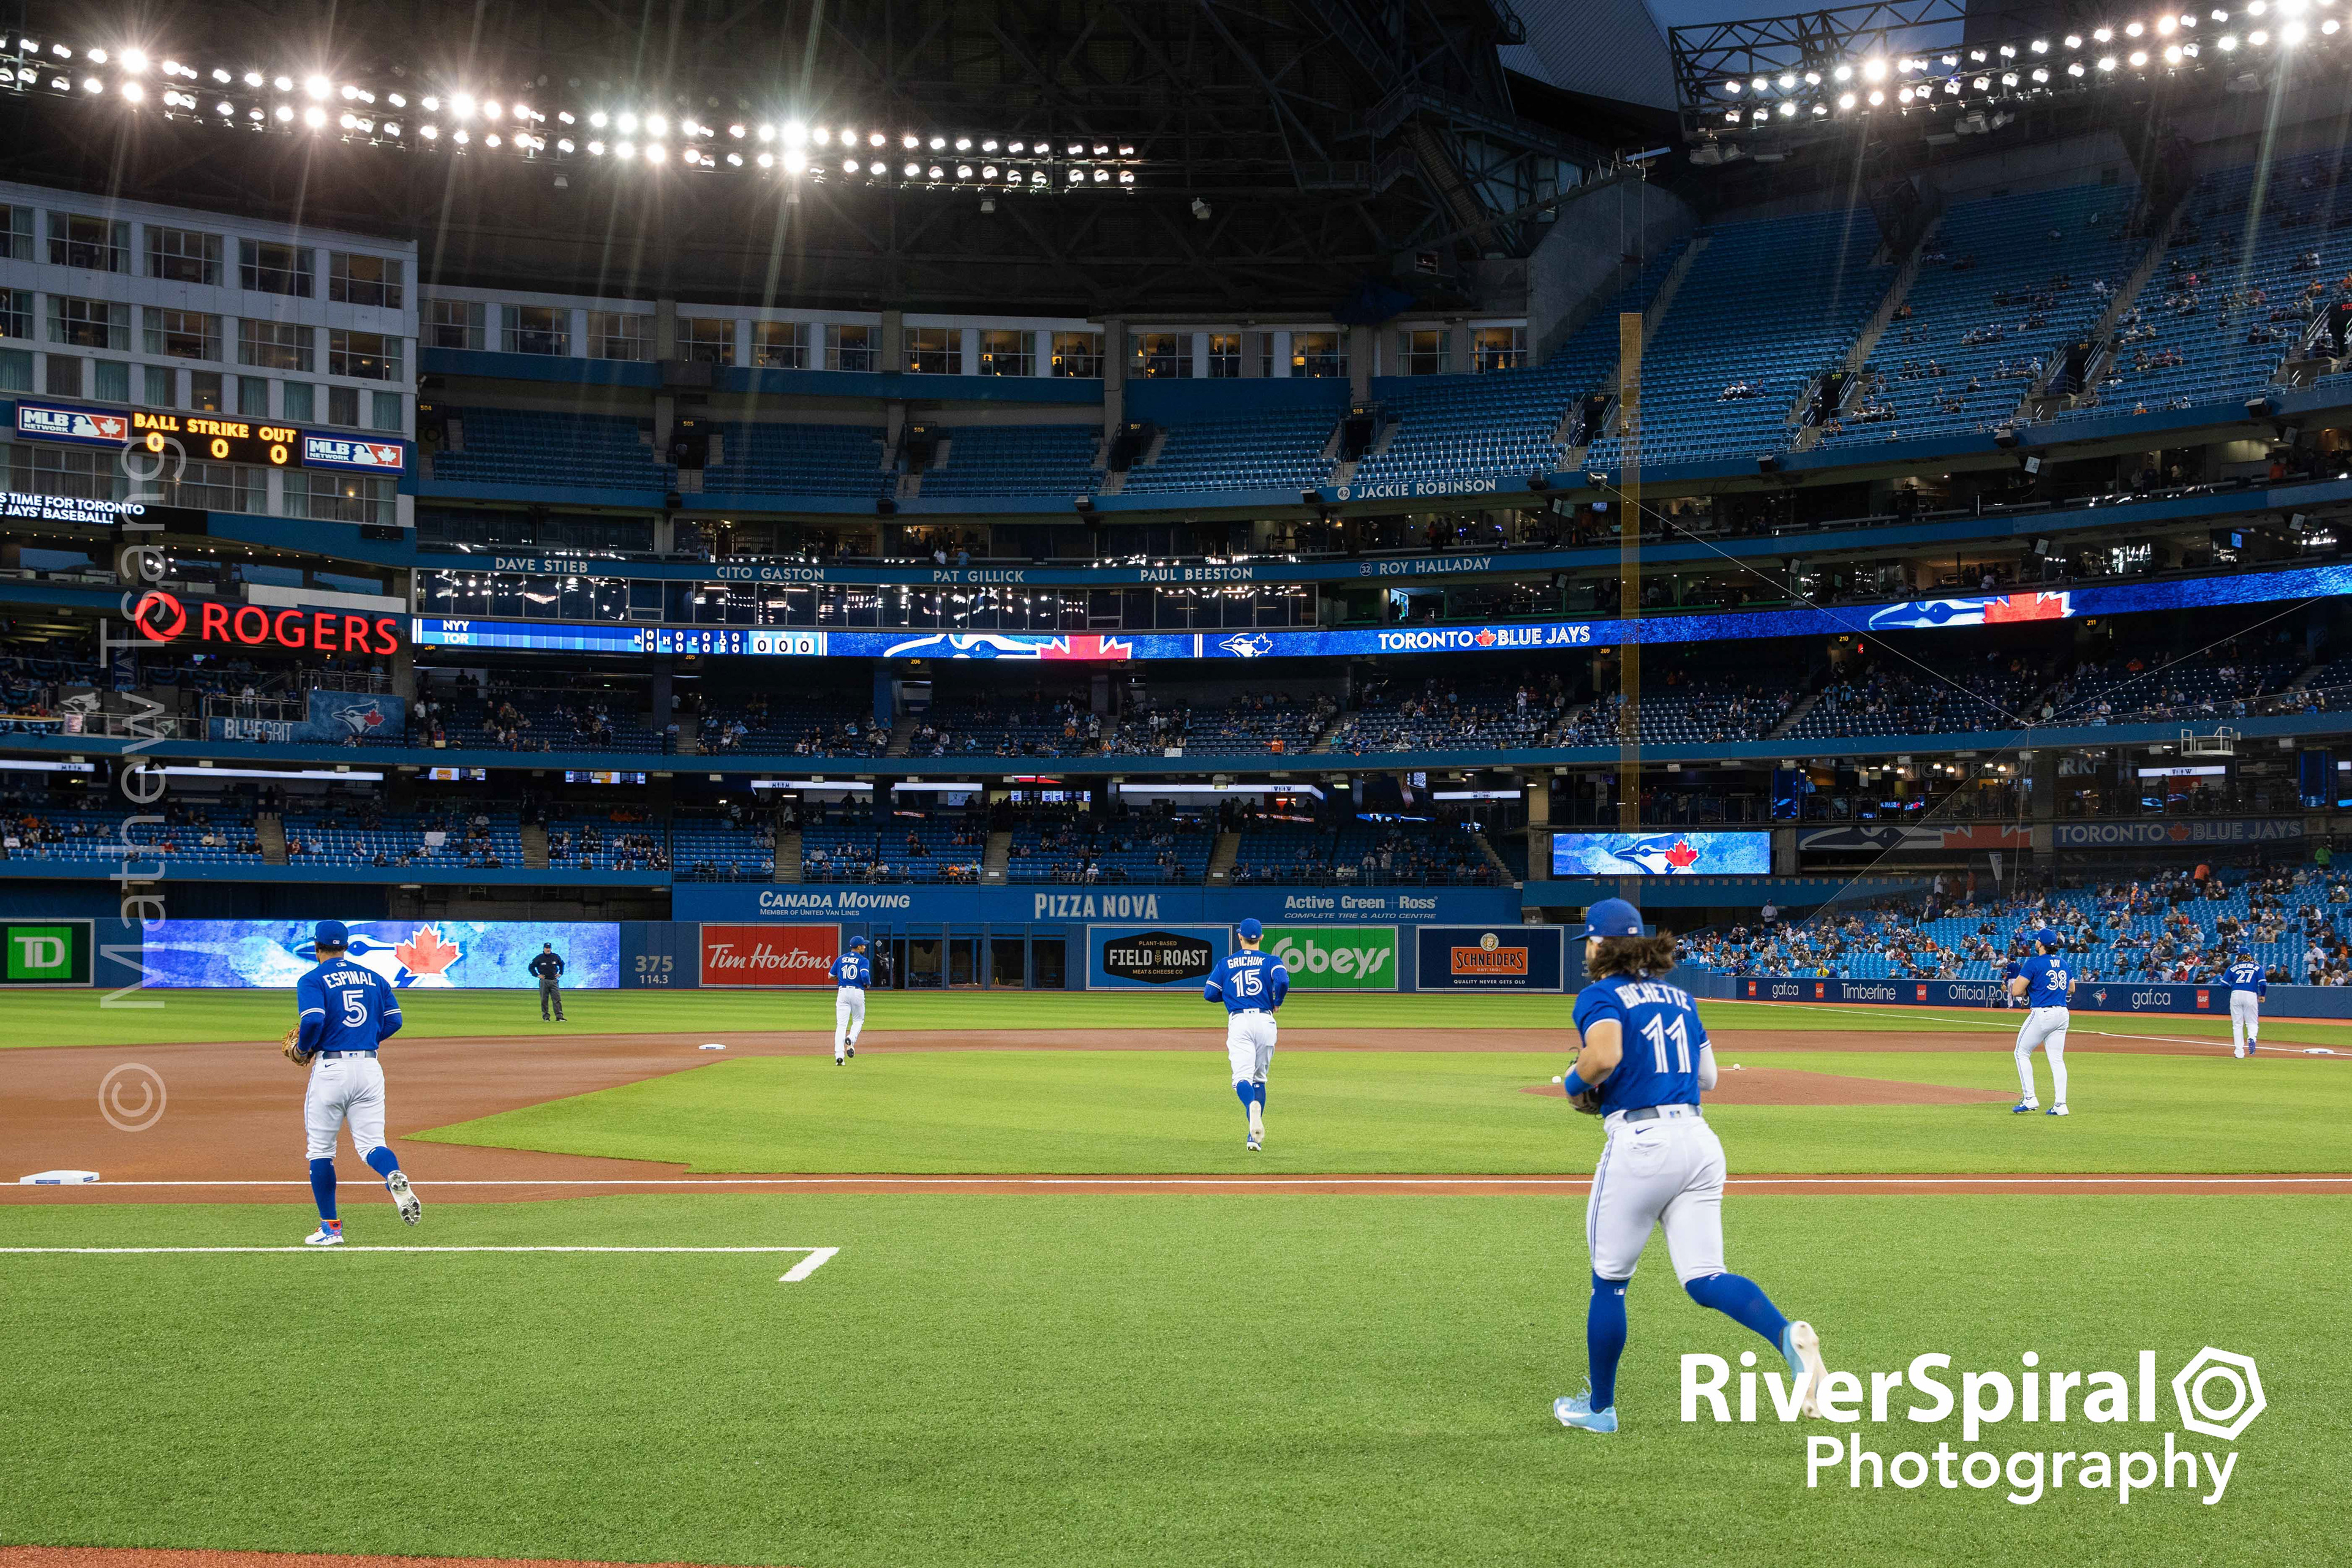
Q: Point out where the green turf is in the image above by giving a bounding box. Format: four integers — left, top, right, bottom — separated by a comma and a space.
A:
0, 1194, 2331, 1567
415, 1047, 2352, 1174
15, 986, 2352, 1047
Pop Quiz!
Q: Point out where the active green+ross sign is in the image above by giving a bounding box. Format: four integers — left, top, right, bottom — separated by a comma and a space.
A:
1264, 925, 1398, 991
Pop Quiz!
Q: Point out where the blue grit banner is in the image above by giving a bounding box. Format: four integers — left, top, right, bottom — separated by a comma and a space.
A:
206, 688, 407, 745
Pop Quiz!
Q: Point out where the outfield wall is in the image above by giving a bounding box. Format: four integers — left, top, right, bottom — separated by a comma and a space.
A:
1726, 974, 2352, 1020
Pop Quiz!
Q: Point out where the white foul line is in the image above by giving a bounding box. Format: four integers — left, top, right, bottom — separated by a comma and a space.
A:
0, 1243, 840, 1282
15, 1175, 2351, 1191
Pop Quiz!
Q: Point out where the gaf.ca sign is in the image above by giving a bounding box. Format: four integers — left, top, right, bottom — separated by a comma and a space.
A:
699, 923, 840, 987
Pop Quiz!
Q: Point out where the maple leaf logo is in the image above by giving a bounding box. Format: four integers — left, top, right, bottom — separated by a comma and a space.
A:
1474, 627, 1498, 647
1664, 839, 1700, 870
394, 924, 462, 984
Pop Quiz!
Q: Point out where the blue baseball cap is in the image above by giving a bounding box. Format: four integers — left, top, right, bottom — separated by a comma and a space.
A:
1238, 918, 1264, 940
2035, 929, 2061, 948
849, 935, 868, 949
314, 919, 349, 949
1583, 898, 1645, 940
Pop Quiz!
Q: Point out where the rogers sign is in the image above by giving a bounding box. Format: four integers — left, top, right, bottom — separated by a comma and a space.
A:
130, 592, 404, 655
700, 923, 840, 987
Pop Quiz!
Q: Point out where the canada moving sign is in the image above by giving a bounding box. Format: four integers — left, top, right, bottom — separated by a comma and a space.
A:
699, 923, 840, 987
131, 591, 404, 655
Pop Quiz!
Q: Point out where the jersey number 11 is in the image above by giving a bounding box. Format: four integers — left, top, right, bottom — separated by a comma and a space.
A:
1640, 1013, 1692, 1072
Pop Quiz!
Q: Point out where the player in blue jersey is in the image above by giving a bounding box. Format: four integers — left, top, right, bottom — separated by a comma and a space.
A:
2220, 952, 2266, 1058
833, 936, 871, 1065
1553, 899, 1828, 1434
1203, 918, 1289, 1151
289, 920, 415, 1245
1999, 954, 2024, 1009
2006, 930, 2075, 1116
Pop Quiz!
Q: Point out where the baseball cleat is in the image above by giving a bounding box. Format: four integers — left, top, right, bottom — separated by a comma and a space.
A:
1246, 1136, 1261, 1152
385, 1169, 421, 1224
834, 1054, 845, 1065
2247, 1042, 2257, 1055
303, 1224, 344, 1246
1781, 1321, 1828, 1419
2046, 1104, 2069, 1117
2010, 1100, 2039, 1114
846, 1045, 856, 1060
1553, 1392, 1618, 1433
2233, 1046, 2246, 1058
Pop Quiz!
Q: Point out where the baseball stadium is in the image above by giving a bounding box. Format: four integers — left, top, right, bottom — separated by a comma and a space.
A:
1, 0, 2347, 1563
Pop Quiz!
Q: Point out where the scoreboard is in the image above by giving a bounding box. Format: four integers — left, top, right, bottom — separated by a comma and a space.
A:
10, 401, 407, 477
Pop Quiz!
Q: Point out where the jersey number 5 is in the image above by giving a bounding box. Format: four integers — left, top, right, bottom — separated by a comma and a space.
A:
341, 990, 368, 1028
1640, 1013, 1691, 1072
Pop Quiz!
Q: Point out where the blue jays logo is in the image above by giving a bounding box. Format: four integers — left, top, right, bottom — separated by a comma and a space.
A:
1866, 598, 1989, 631
880, 631, 1132, 662
333, 700, 391, 738
1219, 632, 1275, 658
1608, 834, 1703, 875
293, 925, 462, 987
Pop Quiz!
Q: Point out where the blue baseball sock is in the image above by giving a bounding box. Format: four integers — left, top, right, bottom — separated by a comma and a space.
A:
307, 1157, 337, 1222
1587, 1274, 1628, 1411
1684, 1272, 1790, 1348
1235, 1080, 1253, 1112
362, 1145, 401, 1182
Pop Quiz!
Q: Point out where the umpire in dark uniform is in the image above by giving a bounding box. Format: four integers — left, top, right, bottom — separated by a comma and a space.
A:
529, 942, 567, 1021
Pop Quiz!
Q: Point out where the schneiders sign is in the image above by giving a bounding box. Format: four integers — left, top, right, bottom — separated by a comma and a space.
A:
1684, 1346, 2265, 1507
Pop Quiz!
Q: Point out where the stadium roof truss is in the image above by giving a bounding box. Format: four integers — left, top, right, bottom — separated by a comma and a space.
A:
0, 0, 1604, 312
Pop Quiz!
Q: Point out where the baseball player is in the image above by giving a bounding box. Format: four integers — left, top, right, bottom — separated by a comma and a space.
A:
832, 935, 870, 1065
1555, 899, 1826, 1434
2221, 952, 2266, 1058
1203, 917, 1289, 1152
283, 919, 419, 1245
529, 941, 566, 1022
2007, 929, 2074, 1116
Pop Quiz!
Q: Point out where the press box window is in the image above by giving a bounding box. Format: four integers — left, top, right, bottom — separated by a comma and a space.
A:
1207, 334, 1241, 379
679, 317, 734, 365
329, 329, 401, 381
241, 239, 314, 296
426, 299, 486, 351
162, 461, 265, 513
238, 319, 313, 372
752, 321, 810, 369
1471, 326, 1526, 372
1133, 332, 1187, 379
976, 329, 1031, 376
827, 324, 876, 372
329, 252, 405, 309
590, 312, 650, 360
286, 471, 394, 526
48, 213, 130, 272
1292, 332, 1346, 378
1050, 331, 1101, 378
503, 304, 570, 356
1396, 328, 1449, 376
145, 308, 223, 361
50, 297, 130, 350
905, 326, 959, 374
148, 227, 224, 284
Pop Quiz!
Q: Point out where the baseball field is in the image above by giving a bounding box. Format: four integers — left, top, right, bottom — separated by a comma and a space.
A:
3, 987, 2346, 1568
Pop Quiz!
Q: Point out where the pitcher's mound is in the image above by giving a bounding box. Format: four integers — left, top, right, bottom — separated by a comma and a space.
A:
1521, 1067, 2011, 1107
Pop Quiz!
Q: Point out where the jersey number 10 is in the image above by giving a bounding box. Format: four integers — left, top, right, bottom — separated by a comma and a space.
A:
1640, 1013, 1692, 1072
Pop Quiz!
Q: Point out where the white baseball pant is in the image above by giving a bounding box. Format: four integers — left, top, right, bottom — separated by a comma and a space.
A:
304, 1054, 389, 1162
1226, 1010, 1277, 1085
2230, 990, 2261, 1052
834, 987, 865, 1050
1585, 1107, 1728, 1284
2013, 1005, 2070, 1105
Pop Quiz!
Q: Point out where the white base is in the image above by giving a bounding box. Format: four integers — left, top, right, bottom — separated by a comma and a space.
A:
20, 1170, 100, 1185
698, 1043, 728, 1050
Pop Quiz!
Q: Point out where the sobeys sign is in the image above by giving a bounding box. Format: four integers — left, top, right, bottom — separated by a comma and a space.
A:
1265, 925, 1398, 991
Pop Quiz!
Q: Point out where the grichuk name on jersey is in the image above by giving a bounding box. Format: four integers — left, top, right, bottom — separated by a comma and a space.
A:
1032, 892, 1161, 919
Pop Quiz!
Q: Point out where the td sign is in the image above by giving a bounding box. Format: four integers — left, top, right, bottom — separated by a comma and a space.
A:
1265, 926, 1397, 991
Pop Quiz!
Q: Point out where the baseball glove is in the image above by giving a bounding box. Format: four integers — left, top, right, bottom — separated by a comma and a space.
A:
1564, 1054, 1604, 1115
281, 1023, 315, 1067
